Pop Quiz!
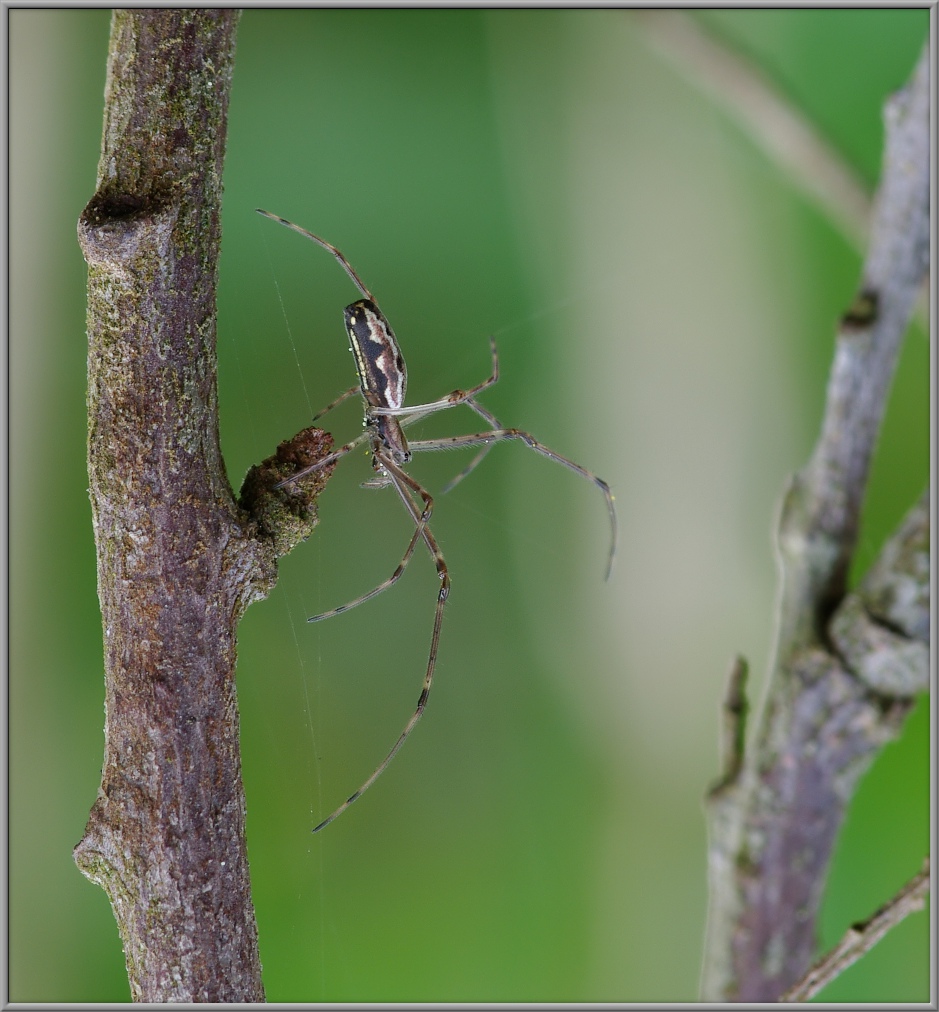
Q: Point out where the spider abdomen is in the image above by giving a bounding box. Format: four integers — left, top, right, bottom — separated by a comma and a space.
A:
344, 299, 407, 411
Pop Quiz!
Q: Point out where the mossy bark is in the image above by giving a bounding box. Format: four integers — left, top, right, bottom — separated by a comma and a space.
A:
72, 10, 332, 1001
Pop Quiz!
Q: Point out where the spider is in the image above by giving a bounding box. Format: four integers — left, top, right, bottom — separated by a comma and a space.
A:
257, 209, 617, 831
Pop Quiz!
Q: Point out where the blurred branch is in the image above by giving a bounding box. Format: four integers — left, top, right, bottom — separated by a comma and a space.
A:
780, 856, 930, 1002
71, 9, 334, 1002
633, 10, 871, 248
700, 45, 929, 1003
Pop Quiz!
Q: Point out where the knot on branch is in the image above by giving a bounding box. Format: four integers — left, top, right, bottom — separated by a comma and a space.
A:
830, 598, 927, 697
839, 289, 879, 332
708, 655, 749, 799
239, 427, 337, 558
829, 493, 929, 697
78, 187, 179, 273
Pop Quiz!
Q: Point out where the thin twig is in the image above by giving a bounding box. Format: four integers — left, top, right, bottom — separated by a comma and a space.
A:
780, 857, 930, 1002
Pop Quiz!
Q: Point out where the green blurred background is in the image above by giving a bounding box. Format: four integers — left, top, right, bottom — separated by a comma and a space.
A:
10, 9, 929, 1003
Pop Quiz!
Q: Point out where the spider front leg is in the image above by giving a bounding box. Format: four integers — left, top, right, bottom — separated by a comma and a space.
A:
312, 451, 450, 832
273, 428, 372, 489
369, 330, 502, 493
370, 335, 500, 421
312, 384, 359, 422
407, 427, 618, 579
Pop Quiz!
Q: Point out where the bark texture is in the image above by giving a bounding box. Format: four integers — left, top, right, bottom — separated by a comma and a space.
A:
700, 45, 930, 1002
71, 10, 333, 1001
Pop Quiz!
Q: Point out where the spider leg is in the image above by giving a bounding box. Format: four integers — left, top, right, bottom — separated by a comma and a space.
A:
407, 427, 618, 580
274, 429, 372, 489
438, 397, 502, 495
394, 395, 503, 495
370, 336, 499, 419
312, 452, 449, 832
312, 385, 360, 422
306, 458, 435, 623
256, 209, 377, 302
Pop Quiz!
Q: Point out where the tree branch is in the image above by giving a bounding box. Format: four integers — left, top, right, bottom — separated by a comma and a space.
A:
700, 44, 929, 1002
71, 9, 334, 1001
